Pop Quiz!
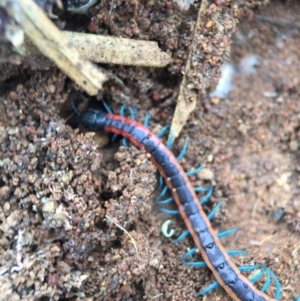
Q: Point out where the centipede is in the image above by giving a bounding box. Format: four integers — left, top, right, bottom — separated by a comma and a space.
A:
70, 98, 281, 301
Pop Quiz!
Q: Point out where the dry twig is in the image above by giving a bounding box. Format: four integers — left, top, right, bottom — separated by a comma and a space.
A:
24, 31, 170, 68
63, 31, 170, 67
171, 0, 234, 139
170, 0, 210, 139
105, 215, 138, 254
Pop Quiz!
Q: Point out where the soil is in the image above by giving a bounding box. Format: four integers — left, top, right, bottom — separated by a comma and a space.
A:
0, 0, 299, 301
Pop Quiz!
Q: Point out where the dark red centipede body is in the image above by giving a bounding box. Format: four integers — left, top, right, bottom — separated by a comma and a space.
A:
74, 107, 277, 301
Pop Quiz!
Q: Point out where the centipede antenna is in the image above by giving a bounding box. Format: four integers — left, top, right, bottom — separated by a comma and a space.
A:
69, 95, 81, 116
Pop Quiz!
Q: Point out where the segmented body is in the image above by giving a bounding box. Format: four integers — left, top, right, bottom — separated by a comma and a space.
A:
76, 109, 277, 301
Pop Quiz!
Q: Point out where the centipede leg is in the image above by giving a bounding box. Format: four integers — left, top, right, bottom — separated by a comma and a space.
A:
176, 138, 188, 162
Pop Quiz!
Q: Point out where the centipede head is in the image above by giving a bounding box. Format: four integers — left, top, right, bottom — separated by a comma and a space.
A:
79, 109, 107, 131
69, 95, 106, 131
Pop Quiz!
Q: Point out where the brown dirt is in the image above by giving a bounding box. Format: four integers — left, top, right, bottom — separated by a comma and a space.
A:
0, 0, 299, 301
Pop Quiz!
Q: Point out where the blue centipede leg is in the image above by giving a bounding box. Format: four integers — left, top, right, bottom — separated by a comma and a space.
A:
194, 186, 211, 193
129, 105, 135, 120
261, 267, 271, 293
207, 201, 222, 220
226, 249, 247, 256
249, 266, 266, 283
238, 265, 261, 272
238, 265, 277, 297
122, 136, 129, 148
191, 186, 212, 205
270, 270, 281, 300
120, 103, 126, 116
155, 185, 168, 203
166, 130, 173, 149
183, 258, 206, 268
186, 163, 205, 177
156, 125, 170, 138
181, 247, 197, 259
217, 227, 238, 238
196, 281, 219, 296
176, 138, 188, 162
172, 229, 190, 244
156, 196, 174, 205
159, 208, 179, 215
102, 100, 113, 113
199, 186, 213, 205
295, 296, 300, 301
157, 174, 164, 191
143, 112, 150, 127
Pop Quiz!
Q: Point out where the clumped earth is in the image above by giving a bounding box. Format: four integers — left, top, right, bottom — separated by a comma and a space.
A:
0, 0, 300, 301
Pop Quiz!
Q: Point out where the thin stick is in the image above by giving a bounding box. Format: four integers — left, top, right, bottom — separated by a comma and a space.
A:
105, 215, 138, 254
